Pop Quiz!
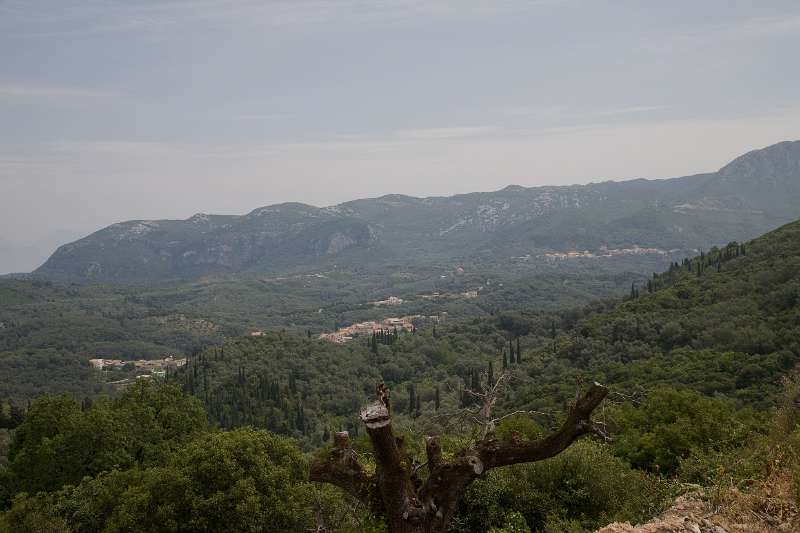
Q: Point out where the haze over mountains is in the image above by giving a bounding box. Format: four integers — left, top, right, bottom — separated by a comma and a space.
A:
34, 140, 800, 283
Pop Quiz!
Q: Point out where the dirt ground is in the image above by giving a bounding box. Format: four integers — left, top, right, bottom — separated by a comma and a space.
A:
598, 476, 799, 533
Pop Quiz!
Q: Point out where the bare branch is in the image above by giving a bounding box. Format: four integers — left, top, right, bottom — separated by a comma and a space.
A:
488, 408, 558, 427
479, 382, 609, 469
418, 382, 610, 530
309, 431, 376, 511
313, 380, 609, 533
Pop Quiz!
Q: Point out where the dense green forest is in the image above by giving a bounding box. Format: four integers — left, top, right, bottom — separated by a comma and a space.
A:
1, 219, 800, 530
0, 261, 640, 401
169, 220, 800, 452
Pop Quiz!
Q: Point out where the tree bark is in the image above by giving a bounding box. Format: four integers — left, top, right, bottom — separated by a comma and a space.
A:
310, 382, 608, 533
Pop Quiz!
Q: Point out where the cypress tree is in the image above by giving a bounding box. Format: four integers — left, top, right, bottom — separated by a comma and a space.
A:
488, 361, 494, 385
471, 370, 480, 392
502, 351, 508, 370
435, 385, 440, 411
297, 400, 306, 433
516, 338, 521, 363
408, 383, 416, 416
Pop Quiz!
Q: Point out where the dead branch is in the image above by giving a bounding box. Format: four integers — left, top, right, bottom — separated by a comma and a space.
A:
310, 380, 609, 533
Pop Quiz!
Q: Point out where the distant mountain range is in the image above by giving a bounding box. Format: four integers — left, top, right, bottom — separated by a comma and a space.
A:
34, 140, 800, 283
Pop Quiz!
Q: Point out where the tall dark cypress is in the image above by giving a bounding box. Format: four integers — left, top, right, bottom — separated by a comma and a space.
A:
516, 338, 521, 363
471, 369, 480, 392
502, 351, 508, 370
435, 385, 440, 411
488, 361, 494, 385
297, 400, 306, 433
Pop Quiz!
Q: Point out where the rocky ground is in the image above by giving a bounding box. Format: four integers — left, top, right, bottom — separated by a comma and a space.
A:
599, 479, 799, 533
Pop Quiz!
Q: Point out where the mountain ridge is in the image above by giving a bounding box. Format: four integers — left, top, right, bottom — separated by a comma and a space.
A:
34, 140, 800, 283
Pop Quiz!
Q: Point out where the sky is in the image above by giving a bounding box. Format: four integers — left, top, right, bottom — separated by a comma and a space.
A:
2, 0, 800, 273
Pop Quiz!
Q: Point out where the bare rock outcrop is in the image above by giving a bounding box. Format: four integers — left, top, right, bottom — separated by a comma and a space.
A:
599, 488, 799, 533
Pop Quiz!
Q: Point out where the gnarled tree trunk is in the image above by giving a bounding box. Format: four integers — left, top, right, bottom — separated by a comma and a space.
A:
310, 381, 608, 533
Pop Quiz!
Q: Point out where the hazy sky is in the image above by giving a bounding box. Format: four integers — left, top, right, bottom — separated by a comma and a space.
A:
2, 0, 800, 272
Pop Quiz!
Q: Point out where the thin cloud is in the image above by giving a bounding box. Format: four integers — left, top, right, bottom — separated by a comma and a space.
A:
42, 104, 798, 167
391, 126, 500, 141
48, 140, 177, 156
592, 106, 665, 117
0, 84, 111, 100
232, 113, 289, 121
503, 105, 569, 118
0, 0, 568, 37
657, 12, 800, 50
501, 104, 665, 123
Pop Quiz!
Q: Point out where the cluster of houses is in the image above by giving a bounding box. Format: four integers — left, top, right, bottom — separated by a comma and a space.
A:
420, 290, 480, 300
370, 296, 405, 306
319, 314, 446, 344
89, 356, 187, 378
540, 246, 672, 261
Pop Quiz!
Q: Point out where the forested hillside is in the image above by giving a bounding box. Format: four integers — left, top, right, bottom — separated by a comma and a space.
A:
5, 140, 797, 406
2, 219, 799, 531
172, 218, 800, 451
0, 263, 634, 401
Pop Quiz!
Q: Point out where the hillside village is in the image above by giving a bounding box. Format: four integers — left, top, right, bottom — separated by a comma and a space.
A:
536, 246, 681, 261
319, 313, 446, 343
89, 356, 187, 379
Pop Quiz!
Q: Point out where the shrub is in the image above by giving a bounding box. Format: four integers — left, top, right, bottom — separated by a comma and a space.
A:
451, 440, 673, 532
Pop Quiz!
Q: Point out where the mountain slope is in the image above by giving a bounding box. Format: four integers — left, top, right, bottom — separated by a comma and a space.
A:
34, 140, 800, 283
514, 215, 800, 412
